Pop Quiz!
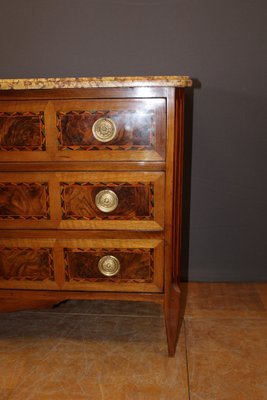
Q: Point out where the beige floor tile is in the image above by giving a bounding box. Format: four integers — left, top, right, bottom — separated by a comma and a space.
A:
182, 283, 266, 318
0, 312, 189, 400
185, 318, 267, 400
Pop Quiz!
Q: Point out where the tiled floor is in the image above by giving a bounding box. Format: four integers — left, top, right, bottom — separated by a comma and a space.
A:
183, 284, 267, 400
0, 283, 266, 399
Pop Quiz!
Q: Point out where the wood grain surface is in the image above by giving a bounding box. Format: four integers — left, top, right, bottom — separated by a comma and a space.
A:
0, 245, 57, 290
65, 248, 153, 282
0, 182, 49, 219
0, 111, 45, 150
61, 181, 153, 220
57, 109, 154, 150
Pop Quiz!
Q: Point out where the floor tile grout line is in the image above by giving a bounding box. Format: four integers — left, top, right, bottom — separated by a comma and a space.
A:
183, 319, 191, 400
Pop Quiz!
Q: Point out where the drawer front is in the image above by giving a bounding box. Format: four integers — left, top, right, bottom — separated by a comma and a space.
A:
54, 99, 166, 161
0, 99, 166, 162
0, 238, 163, 293
0, 172, 164, 230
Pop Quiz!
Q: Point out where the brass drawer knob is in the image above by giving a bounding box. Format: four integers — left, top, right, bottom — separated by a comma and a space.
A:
95, 189, 118, 213
92, 117, 117, 142
98, 255, 121, 277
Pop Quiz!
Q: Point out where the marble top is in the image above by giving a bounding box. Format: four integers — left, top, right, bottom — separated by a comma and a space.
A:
0, 76, 192, 90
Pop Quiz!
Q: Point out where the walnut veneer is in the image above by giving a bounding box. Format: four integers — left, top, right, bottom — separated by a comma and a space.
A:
0, 76, 192, 356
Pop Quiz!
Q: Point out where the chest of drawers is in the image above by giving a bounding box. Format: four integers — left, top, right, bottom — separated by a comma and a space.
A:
0, 75, 192, 356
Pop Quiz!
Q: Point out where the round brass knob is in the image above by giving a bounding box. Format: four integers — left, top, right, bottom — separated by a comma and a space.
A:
92, 117, 117, 142
98, 255, 120, 277
95, 189, 118, 213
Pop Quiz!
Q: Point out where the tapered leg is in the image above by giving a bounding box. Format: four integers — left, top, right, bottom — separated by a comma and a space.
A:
164, 283, 181, 357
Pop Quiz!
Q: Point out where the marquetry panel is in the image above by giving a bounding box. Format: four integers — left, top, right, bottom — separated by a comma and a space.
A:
58, 171, 164, 230
57, 109, 154, 150
53, 99, 166, 161
0, 172, 58, 229
61, 181, 153, 220
0, 111, 45, 151
60, 238, 164, 292
0, 182, 50, 220
0, 238, 59, 289
64, 248, 153, 282
0, 101, 51, 162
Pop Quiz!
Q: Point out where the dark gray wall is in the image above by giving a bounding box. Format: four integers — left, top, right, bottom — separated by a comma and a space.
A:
0, 0, 266, 281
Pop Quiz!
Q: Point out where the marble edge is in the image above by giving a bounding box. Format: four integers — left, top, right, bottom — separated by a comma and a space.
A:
0, 76, 192, 90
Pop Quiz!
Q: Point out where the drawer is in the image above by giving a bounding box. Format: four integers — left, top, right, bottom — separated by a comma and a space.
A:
54, 99, 166, 161
0, 171, 164, 230
0, 238, 164, 293
0, 99, 166, 162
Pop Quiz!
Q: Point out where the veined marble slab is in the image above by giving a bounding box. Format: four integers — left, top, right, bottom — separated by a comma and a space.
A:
0, 75, 192, 90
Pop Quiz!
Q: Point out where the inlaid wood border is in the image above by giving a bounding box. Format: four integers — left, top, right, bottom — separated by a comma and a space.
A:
56, 171, 164, 230
60, 181, 154, 221
0, 246, 54, 280
63, 247, 154, 283
0, 238, 59, 290
58, 238, 164, 292
56, 109, 155, 151
0, 111, 45, 151
0, 182, 50, 220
